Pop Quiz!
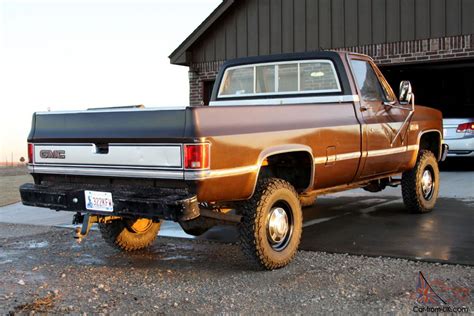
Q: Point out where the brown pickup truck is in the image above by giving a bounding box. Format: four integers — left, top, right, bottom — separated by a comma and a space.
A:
20, 51, 447, 270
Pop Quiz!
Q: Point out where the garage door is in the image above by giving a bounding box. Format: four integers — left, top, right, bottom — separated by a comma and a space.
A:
381, 60, 474, 119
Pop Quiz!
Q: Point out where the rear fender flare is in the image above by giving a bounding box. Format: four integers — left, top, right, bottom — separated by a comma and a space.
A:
248, 144, 315, 198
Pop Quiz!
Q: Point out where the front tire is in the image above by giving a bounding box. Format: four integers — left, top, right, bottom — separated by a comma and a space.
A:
239, 178, 303, 270
402, 150, 440, 213
99, 218, 161, 251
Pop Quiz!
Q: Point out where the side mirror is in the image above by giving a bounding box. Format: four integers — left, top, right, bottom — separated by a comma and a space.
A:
399, 80, 413, 105
390, 81, 416, 146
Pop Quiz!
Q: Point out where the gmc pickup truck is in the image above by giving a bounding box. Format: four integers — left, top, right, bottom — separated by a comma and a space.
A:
20, 51, 448, 270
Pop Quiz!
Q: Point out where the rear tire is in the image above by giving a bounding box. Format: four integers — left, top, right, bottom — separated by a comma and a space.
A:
401, 150, 440, 213
99, 218, 161, 251
239, 178, 302, 270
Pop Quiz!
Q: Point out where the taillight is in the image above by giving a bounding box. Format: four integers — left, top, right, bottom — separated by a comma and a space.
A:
456, 122, 474, 133
184, 143, 210, 169
28, 143, 34, 163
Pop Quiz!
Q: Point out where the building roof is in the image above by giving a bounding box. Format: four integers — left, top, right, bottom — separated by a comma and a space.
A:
170, 0, 473, 67
169, 0, 235, 66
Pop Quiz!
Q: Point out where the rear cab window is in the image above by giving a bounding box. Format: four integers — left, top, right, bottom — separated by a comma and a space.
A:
218, 60, 342, 99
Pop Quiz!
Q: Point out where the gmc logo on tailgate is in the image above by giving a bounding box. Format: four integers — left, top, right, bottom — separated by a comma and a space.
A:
40, 150, 66, 159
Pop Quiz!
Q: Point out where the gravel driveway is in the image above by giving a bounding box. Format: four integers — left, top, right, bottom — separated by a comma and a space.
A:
0, 223, 471, 314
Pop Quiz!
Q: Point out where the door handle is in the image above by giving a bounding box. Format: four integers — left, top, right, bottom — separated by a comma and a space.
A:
360, 105, 368, 111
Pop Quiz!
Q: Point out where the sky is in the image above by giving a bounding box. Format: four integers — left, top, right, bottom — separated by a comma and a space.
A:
0, 0, 221, 163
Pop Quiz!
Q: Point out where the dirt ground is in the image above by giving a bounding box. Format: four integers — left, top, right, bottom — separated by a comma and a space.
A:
0, 223, 472, 314
0, 167, 31, 206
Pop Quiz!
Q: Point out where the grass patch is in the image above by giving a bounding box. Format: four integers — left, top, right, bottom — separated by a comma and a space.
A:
0, 167, 31, 206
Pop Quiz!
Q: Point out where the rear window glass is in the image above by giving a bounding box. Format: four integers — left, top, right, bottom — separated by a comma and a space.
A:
300, 62, 339, 91
218, 60, 341, 98
278, 64, 299, 92
219, 67, 254, 96
256, 65, 275, 93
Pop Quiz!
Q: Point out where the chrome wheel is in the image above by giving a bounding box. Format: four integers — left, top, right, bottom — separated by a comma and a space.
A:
421, 168, 434, 200
266, 206, 292, 251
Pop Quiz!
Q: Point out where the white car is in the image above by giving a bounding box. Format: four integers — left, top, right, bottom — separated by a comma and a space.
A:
443, 118, 474, 158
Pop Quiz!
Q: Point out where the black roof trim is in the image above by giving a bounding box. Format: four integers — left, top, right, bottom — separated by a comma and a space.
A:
169, 0, 235, 66
220, 51, 342, 68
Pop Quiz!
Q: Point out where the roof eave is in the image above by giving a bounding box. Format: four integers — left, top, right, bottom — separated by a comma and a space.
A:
169, 0, 235, 66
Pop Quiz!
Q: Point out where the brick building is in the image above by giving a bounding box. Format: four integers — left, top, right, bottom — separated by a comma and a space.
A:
170, 0, 474, 116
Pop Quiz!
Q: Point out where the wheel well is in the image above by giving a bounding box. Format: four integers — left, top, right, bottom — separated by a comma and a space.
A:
419, 131, 441, 160
259, 151, 313, 193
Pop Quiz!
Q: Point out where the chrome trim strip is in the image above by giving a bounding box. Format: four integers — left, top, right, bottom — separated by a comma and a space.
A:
33, 144, 182, 168
313, 157, 327, 165
407, 144, 419, 152
366, 146, 407, 157
209, 95, 359, 106
29, 145, 420, 180
185, 165, 259, 180
30, 165, 184, 180
337, 151, 362, 161
313, 147, 417, 165
32, 163, 183, 171
366, 145, 419, 158
313, 151, 361, 165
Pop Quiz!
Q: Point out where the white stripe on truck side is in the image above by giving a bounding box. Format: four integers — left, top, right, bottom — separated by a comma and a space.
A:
29, 144, 419, 180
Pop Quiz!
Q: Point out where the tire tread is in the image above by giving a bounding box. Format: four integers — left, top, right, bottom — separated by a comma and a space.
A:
99, 220, 160, 251
401, 150, 439, 213
239, 178, 302, 270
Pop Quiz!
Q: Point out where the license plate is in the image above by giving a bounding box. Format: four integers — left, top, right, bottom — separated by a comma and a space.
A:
84, 190, 114, 212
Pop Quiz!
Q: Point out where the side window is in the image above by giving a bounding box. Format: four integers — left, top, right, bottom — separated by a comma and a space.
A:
351, 60, 385, 102
375, 68, 397, 103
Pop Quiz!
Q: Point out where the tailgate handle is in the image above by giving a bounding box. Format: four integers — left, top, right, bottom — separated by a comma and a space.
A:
94, 143, 109, 154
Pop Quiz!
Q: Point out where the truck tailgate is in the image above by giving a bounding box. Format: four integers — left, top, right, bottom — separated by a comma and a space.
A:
28, 107, 191, 178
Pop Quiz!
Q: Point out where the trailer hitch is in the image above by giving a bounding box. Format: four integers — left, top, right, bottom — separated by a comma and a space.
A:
74, 213, 98, 243
72, 213, 122, 243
